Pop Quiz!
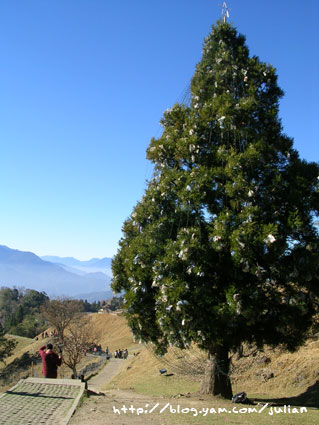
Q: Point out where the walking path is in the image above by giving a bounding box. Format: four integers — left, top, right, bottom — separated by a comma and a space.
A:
0, 378, 85, 425
87, 357, 128, 393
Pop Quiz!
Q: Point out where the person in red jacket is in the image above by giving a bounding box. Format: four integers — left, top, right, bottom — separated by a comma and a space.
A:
39, 343, 62, 378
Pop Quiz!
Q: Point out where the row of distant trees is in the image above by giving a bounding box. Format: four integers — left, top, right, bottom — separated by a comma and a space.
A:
0, 287, 49, 338
0, 286, 122, 338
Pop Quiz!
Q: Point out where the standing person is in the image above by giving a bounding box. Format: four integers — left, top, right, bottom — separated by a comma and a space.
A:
39, 344, 62, 378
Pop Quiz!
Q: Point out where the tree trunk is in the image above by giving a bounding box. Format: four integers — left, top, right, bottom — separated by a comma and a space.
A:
235, 344, 243, 361
72, 368, 78, 379
200, 345, 232, 399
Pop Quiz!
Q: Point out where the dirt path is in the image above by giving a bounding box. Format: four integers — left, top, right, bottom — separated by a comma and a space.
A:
87, 358, 127, 393
69, 389, 172, 425
69, 356, 171, 425
68, 360, 319, 425
68, 356, 225, 425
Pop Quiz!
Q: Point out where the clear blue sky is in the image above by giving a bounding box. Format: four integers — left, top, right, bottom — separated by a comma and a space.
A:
0, 0, 318, 260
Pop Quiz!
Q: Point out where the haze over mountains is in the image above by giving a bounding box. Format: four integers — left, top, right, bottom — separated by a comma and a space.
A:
0, 245, 113, 300
41, 255, 113, 276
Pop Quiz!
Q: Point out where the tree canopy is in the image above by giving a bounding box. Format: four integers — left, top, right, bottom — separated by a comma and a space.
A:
112, 20, 319, 398
41, 298, 84, 343
0, 287, 49, 338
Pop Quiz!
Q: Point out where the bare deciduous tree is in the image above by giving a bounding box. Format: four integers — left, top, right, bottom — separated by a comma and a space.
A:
41, 298, 84, 343
61, 316, 91, 378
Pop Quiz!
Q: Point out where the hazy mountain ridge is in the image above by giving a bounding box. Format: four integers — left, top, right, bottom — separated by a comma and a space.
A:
0, 245, 113, 299
74, 291, 114, 303
41, 255, 113, 276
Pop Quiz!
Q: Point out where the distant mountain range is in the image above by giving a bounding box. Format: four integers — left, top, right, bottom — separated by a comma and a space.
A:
0, 245, 114, 300
41, 255, 113, 276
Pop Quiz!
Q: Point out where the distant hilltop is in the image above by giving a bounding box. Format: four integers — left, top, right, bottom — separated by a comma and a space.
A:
0, 245, 113, 300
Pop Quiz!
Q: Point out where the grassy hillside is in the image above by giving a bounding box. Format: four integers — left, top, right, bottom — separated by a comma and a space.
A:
6, 334, 34, 352
85, 312, 135, 352
91, 314, 319, 405
4, 312, 135, 363
231, 339, 319, 402
3, 312, 319, 405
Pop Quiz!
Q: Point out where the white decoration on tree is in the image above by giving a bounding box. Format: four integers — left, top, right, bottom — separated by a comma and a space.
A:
238, 241, 245, 249
218, 116, 226, 128
264, 234, 276, 244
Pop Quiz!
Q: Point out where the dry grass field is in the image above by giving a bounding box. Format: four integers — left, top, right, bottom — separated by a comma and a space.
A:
4, 313, 319, 402
86, 312, 135, 353
72, 313, 319, 425
3, 312, 319, 424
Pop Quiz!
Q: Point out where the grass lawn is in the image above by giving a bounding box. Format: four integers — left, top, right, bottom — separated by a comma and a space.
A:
6, 334, 34, 352
103, 344, 319, 425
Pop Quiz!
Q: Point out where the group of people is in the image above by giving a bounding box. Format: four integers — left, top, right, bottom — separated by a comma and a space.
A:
114, 348, 128, 359
92, 344, 103, 354
35, 329, 59, 341
90, 344, 111, 357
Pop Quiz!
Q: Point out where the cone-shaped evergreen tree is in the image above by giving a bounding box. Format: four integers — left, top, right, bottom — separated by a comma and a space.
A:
112, 20, 319, 398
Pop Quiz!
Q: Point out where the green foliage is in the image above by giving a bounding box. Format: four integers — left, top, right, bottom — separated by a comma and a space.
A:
0, 287, 49, 338
79, 296, 123, 312
112, 20, 319, 359
109, 296, 124, 311
81, 299, 100, 312
0, 323, 17, 364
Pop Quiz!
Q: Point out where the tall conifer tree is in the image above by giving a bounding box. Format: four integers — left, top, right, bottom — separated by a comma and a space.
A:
112, 20, 319, 398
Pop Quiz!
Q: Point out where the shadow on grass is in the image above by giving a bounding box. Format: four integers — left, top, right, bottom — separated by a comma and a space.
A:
253, 381, 319, 408
0, 352, 39, 387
